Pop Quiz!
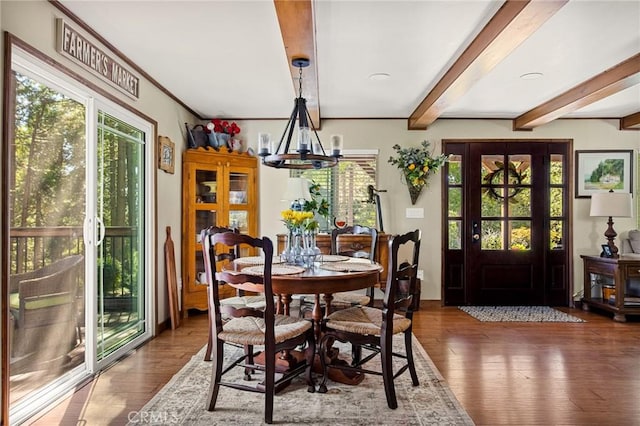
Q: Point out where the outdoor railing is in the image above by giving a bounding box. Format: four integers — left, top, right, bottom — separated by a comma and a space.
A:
9, 226, 139, 298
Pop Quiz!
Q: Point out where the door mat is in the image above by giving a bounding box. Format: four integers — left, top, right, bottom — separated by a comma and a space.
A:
459, 306, 586, 322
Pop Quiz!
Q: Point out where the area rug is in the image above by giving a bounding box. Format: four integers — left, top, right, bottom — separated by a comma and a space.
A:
127, 335, 474, 425
458, 306, 585, 322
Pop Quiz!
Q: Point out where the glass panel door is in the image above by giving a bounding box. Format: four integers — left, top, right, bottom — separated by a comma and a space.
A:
95, 110, 147, 363
8, 68, 88, 422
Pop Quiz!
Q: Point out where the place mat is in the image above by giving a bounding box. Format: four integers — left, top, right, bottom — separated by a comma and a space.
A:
233, 256, 283, 266
242, 264, 305, 276
318, 254, 350, 262
319, 261, 380, 272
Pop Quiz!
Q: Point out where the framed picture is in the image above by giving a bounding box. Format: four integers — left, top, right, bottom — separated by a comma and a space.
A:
601, 244, 613, 258
575, 150, 633, 198
158, 136, 175, 174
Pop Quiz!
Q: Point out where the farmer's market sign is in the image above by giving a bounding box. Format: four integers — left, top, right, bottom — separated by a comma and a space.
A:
56, 19, 139, 99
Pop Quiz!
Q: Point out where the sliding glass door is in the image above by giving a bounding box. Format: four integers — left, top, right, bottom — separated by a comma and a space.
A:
95, 109, 147, 364
6, 45, 154, 424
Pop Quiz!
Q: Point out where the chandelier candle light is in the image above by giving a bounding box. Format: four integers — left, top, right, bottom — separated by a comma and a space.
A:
589, 189, 633, 258
258, 57, 342, 170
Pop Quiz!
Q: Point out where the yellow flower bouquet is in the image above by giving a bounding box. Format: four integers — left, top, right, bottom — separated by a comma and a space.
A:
281, 209, 314, 231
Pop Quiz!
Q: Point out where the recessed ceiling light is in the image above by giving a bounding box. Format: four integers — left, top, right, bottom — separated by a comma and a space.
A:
368, 73, 390, 81
520, 72, 543, 80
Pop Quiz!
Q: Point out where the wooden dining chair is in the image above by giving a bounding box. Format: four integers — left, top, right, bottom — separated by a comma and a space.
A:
318, 229, 421, 409
331, 224, 378, 307
202, 230, 315, 424
200, 226, 266, 361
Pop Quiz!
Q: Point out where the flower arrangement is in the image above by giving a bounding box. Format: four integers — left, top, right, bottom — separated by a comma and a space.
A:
388, 140, 449, 187
206, 119, 241, 136
281, 210, 314, 232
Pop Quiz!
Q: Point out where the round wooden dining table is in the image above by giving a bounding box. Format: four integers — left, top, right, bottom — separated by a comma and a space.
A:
232, 257, 382, 386
270, 262, 382, 339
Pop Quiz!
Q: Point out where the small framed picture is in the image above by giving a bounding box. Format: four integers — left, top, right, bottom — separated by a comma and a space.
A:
601, 244, 613, 258
158, 136, 175, 174
575, 150, 633, 198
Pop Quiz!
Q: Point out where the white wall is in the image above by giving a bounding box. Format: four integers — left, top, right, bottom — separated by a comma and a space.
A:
238, 118, 640, 301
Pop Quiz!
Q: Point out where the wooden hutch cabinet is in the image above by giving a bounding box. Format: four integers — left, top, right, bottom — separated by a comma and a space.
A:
182, 148, 258, 314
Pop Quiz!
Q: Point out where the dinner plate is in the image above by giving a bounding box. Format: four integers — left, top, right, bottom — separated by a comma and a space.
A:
234, 256, 283, 266
318, 254, 350, 262
242, 265, 305, 276
319, 262, 380, 272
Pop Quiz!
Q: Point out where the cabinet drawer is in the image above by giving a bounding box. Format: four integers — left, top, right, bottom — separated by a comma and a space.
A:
585, 260, 616, 276
625, 265, 640, 278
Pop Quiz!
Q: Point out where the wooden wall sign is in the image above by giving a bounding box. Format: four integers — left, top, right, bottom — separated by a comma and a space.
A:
55, 18, 140, 99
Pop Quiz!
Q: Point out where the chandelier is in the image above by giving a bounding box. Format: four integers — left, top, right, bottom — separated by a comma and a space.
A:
258, 57, 341, 169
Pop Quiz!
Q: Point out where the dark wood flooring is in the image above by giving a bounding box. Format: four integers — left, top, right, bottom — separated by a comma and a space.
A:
28, 302, 640, 425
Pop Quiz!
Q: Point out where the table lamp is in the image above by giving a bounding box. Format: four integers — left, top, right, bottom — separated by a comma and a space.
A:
589, 190, 632, 258
283, 177, 312, 211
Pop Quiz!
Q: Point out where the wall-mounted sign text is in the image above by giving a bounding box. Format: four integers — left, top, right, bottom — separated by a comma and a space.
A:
56, 19, 139, 99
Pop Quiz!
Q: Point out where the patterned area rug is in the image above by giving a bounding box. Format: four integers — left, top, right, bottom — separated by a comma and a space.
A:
458, 306, 586, 322
128, 335, 474, 425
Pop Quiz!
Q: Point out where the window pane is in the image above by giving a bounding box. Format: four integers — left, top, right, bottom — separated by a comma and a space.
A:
482, 155, 503, 183
509, 155, 531, 184
448, 220, 462, 249
448, 187, 462, 217
482, 188, 503, 217
550, 220, 563, 249
447, 154, 462, 184
293, 155, 377, 231
550, 154, 563, 185
509, 188, 531, 217
481, 220, 503, 250
510, 220, 531, 250
550, 188, 563, 217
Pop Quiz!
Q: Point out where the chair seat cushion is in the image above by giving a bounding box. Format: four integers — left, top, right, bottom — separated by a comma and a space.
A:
220, 295, 266, 309
332, 292, 370, 307
220, 314, 312, 345
325, 306, 411, 336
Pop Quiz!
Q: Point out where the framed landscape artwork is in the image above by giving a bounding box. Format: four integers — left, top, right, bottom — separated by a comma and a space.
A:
575, 150, 633, 198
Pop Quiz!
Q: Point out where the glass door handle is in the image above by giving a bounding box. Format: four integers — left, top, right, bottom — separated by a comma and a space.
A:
95, 216, 106, 246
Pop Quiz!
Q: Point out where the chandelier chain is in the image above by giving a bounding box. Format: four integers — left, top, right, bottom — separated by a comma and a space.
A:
298, 64, 303, 98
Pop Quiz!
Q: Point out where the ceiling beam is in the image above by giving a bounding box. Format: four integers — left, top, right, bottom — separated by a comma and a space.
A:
621, 111, 640, 130
514, 54, 640, 130
408, 0, 568, 130
274, 0, 321, 130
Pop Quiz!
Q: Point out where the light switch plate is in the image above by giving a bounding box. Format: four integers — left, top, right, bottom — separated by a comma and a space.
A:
405, 208, 424, 219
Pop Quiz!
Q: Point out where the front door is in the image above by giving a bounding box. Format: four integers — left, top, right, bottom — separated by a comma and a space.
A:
443, 140, 571, 306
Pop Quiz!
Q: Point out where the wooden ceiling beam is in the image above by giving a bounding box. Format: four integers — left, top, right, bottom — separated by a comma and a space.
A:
514, 54, 640, 130
621, 111, 640, 130
274, 0, 321, 130
408, 0, 568, 130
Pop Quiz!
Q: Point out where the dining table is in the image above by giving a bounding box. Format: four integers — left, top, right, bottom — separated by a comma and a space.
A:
231, 255, 382, 385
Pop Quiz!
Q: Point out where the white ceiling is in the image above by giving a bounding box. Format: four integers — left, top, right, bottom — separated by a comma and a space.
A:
58, 0, 640, 125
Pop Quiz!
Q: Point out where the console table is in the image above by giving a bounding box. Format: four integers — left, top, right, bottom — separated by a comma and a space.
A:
581, 255, 640, 322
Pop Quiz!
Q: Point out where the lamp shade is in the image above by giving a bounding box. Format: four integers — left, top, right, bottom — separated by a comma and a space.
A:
590, 191, 633, 217
283, 177, 312, 202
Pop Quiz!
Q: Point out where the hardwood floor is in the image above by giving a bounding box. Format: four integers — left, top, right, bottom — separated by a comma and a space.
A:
29, 302, 640, 425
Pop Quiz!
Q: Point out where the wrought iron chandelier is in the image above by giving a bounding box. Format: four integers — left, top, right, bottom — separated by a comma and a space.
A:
258, 57, 341, 169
